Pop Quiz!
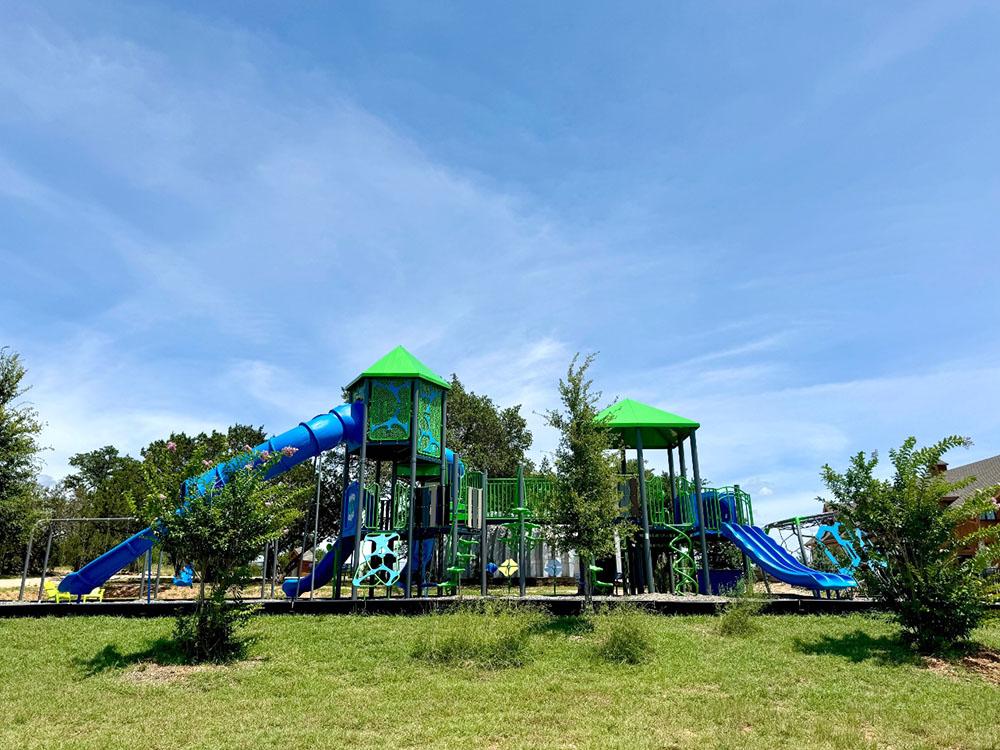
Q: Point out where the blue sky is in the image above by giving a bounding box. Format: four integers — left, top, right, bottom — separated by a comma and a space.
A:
3, 2, 1000, 523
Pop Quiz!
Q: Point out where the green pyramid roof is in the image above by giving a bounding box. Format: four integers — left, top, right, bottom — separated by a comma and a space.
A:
346, 346, 450, 390
596, 398, 699, 449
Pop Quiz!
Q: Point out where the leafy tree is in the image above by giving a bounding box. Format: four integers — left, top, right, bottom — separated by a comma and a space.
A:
156, 448, 306, 662
0, 348, 45, 572
55, 447, 146, 569
141, 424, 267, 507
821, 436, 1000, 653
446, 375, 533, 477
537, 354, 622, 608
66, 447, 144, 514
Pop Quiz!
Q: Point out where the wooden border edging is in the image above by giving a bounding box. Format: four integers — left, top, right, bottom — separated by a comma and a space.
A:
0, 596, 888, 619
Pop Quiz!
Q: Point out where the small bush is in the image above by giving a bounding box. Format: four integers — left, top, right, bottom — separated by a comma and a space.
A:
718, 580, 764, 637
173, 592, 255, 663
895, 570, 990, 653
412, 600, 543, 669
821, 436, 1000, 653
593, 605, 654, 664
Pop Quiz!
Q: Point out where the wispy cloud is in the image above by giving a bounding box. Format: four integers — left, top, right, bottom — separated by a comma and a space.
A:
3, 2, 999, 540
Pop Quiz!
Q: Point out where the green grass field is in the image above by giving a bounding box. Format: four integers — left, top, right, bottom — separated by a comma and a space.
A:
1, 610, 998, 749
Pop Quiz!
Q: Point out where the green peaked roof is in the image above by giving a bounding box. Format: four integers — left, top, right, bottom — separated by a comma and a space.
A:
347, 346, 450, 390
596, 398, 699, 449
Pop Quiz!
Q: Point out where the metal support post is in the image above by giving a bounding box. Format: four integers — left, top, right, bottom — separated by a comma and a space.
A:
690, 432, 711, 595
636, 429, 655, 593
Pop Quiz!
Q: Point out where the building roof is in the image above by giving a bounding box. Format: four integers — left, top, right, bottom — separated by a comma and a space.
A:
941, 454, 1000, 507
346, 345, 450, 390
595, 398, 699, 449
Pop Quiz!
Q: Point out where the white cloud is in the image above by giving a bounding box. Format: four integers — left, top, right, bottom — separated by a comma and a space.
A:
0, 13, 598, 480
629, 359, 1000, 524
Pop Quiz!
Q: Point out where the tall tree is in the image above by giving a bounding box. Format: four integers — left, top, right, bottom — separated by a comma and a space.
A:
445, 375, 533, 476
538, 353, 621, 608
0, 348, 45, 572
821, 436, 1000, 653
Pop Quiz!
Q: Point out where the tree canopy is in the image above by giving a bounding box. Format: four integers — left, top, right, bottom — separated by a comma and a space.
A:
537, 353, 622, 606
445, 375, 533, 477
0, 348, 45, 571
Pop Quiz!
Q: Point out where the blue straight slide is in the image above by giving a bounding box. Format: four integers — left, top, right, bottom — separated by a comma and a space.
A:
721, 522, 857, 591
59, 402, 365, 596
281, 534, 355, 598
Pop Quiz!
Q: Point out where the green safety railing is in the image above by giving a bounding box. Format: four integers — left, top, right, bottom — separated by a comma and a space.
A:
619, 474, 754, 530
449, 469, 754, 530
483, 476, 555, 519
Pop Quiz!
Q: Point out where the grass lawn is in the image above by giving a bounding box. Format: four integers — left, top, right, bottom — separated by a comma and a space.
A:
1, 610, 998, 749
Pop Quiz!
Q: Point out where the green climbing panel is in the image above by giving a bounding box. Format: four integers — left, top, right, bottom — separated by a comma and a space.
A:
367, 378, 412, 442
417, 382, 443, 458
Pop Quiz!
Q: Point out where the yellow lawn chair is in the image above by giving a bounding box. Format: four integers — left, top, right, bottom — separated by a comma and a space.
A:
44, 580, 72, 603
80, 587, 105, 602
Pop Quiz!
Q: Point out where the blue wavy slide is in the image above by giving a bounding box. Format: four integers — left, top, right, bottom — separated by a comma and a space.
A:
281, 534, 355, 598
721, 522, 857, 591
59, 402, 365, 596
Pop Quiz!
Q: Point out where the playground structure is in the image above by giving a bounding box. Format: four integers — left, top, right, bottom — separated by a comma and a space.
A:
53, 346, 857, 603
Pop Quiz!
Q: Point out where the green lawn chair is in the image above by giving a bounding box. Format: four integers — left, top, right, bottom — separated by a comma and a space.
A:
43, 581, 72, 604
589, 564, 614, 595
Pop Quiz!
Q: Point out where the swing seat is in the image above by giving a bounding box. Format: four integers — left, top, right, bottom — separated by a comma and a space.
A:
172, 565, 194, 587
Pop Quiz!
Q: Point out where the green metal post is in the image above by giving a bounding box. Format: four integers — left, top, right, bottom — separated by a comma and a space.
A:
480, 470, 489, 596
389, 461, 398, 531
690, 432, 711, 595
667, 448, 677, 520
374, 460, 383, 530
517, 465, 526, 598
405, 380, 418, 598
735, 483, 752, 584
450, 453, 459, 579
635, 429, 656, 594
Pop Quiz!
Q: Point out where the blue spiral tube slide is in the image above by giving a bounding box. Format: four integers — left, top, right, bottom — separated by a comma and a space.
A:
58, 402, 364, 596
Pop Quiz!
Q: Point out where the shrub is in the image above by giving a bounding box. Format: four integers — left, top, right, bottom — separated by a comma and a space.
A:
154, 447, 305, 663
822, 436, 1000, 653
412, 601, 542, 669
173, 590, 255, 663
718, 579, 764, 637
593, 605, 654, 664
